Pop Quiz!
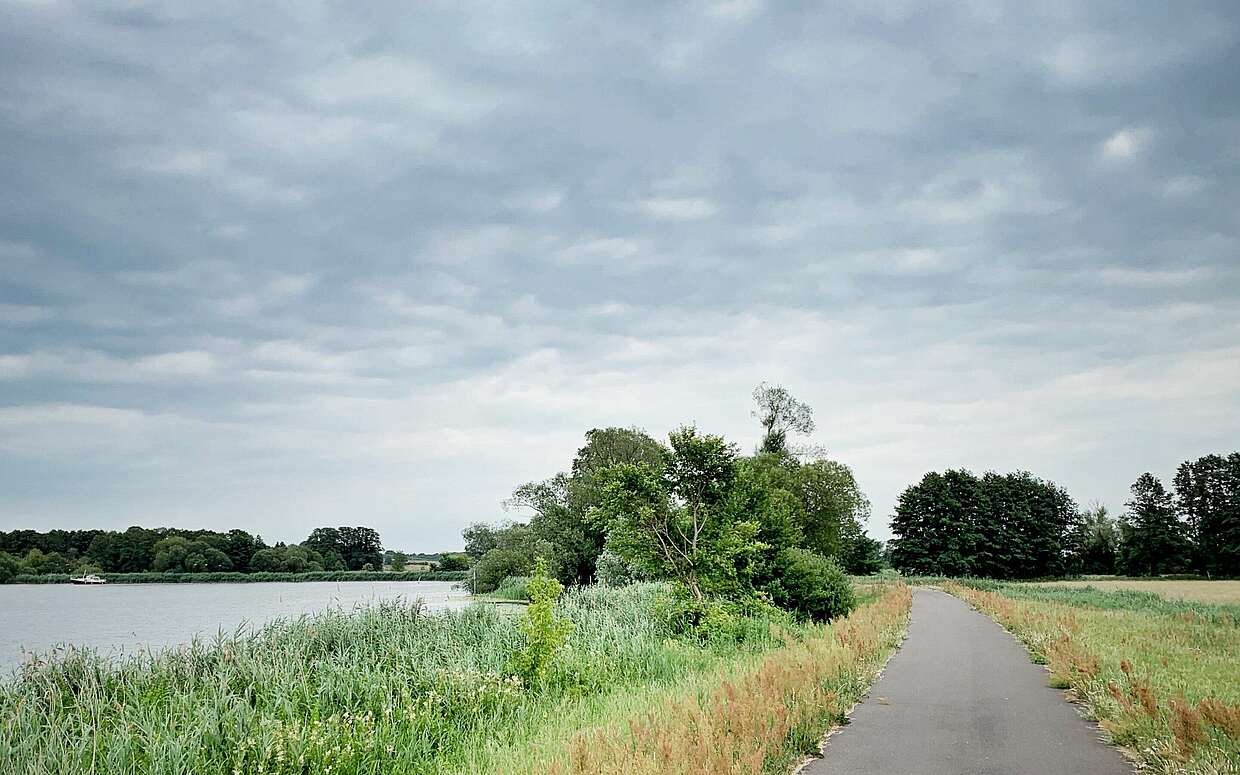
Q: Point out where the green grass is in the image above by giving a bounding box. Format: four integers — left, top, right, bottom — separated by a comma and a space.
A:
484, 575, 531, 601
0, 583, 801, 774
8, 570, 468, 584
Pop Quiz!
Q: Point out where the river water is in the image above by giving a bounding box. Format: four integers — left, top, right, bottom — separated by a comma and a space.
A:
0, 580, 470, 675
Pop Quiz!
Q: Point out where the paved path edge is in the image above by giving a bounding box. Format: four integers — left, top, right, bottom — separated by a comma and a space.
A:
935, 586, 1143, 771
790, 592, 915, 775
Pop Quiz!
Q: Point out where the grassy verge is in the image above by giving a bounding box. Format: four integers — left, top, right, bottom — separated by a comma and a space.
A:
0, 582, 908, 774
943, 580, 1240, 774
486, 582, 911, 775
8, 570, 468, 584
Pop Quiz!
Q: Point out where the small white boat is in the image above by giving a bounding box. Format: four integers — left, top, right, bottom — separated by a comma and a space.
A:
70, 574, 106, 585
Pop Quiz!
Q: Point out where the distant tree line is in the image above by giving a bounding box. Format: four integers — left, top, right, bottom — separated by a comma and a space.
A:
888, 452, 1240, 579
462, 384, 879, 624
0, 525, 388, 582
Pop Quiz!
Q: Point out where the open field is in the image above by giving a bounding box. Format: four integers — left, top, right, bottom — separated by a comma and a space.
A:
944, 580, 1240, 774
1027, 579, 1240, 605
0, 581, 910, 775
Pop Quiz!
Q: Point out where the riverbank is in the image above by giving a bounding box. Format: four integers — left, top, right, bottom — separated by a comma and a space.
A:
0, 581, 909, 774
7, 569, 468, 584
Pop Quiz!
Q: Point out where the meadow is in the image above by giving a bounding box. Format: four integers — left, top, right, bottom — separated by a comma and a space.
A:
943, 580, 1240, 774
1027, 579, 1240, 605
0, 580, 910, 775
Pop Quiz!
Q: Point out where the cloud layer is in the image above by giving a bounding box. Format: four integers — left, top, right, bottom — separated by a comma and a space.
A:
2, 1, 1238, 549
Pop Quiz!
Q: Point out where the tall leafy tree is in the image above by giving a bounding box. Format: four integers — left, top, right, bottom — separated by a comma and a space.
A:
1119, 473, 1192, 576
599, 426, 763, 602
1067, 504, 1119, 575
221, 530, 265, 573
304, 527, 382, 571
889, 470, 988, 576
1174, 453, 1240, 576
462, 523, 501, 560
506, 427, 666, 584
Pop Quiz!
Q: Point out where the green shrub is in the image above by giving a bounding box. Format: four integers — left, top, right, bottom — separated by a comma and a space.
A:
469, 547, 527, 593
508, 559, 573, 684
658, 583, 791, 645
437, 552, 471, 571
769, 548, 855, 621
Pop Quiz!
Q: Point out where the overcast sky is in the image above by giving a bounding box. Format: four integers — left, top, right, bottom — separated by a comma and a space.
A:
1, 1, 1238, 551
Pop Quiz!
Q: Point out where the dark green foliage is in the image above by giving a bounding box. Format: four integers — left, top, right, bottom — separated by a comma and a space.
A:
250, 544, 327, 573
658, 585, 792, 644
768, 549, 855, 621
220, 529, 264, 573
511, 427, 667, 586
470, 390, 870, 624
1067, 504, 1119, 575
473, 546, 538, 593
436, 552, 470, 571
1, 526, 268, 575
152, 536, 233, 573
0, 551, 19, 583
600, 427, 764, 603
888, 469, 1079, 579
1119, 473, 1192, 576
1174, 453, 1240, 576
467, 522, 556, 593
9, 570, 468, 584
841, 531, 885, 575
462, 523, 501, 560
303, 526, 383, 571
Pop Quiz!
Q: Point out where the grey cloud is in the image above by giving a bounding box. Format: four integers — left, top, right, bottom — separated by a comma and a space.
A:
1, 0, 1238, 548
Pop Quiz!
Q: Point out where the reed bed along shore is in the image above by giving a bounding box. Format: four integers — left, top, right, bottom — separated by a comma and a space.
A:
943, 580, 1240, 774
0, 582, 907, 775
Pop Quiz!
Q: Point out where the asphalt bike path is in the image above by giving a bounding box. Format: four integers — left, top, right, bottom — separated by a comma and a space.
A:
803, 588, 1133, 775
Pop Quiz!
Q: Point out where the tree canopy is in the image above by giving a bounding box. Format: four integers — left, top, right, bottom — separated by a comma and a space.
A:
888, 469, 1079, 579
466, 388, 882, 619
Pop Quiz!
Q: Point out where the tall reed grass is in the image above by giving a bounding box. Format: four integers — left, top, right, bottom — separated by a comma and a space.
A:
0, 583, 814, 774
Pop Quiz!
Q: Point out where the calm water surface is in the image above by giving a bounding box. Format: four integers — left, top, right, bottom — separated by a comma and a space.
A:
0, 581, 469, 674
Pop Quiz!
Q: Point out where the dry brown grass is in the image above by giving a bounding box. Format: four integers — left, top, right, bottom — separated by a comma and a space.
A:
494, 584, 913, 775
1028, 579, 1240, 604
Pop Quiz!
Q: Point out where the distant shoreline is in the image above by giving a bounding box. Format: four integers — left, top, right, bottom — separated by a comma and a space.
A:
5, 570, 469, 585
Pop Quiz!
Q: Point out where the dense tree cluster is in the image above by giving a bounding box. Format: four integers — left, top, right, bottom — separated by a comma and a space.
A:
464, 385, 878, 622
889, 470, 1078, 579
1172, 453, 1240, 576
303, 527, 383, 571
0, 525, 388, 580
887, 451, 1240, 579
